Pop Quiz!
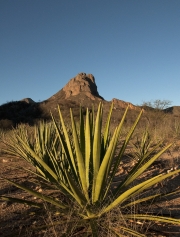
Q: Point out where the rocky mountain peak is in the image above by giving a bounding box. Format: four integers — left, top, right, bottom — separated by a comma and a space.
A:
20, 98, 35, 104
62, 72, 104, 100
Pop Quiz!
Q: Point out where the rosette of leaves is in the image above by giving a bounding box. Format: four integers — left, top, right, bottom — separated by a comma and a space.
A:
132, 129, 162, 161
1, 103, 180, 236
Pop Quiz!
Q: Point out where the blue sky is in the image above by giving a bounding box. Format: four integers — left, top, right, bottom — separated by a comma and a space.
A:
1, 0, 180, 106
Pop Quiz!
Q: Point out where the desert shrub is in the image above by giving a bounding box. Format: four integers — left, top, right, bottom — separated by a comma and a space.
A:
131, 130, 161, 162
0, 119, 14, 130
0, 101, 43, 126
1, 102, 180, 236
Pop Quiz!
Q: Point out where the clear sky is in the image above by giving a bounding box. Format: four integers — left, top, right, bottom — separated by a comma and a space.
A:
1, 0, 180, 106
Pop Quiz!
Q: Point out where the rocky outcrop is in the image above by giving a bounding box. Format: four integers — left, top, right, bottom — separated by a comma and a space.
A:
20, 98, 35, 104
112, 98, 140, 110
62, 72, 104, 100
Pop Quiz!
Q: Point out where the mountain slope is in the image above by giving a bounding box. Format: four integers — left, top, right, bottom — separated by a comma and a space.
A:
0, 72, 170, 129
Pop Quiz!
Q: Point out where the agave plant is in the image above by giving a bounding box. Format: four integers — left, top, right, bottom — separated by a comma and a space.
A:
131, 129, 162, 162
1, 102, 180, 236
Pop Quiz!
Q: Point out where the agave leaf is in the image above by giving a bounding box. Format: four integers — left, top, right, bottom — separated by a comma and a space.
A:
46, 148, 60, 177
114, 141, 163, 194
65, 170, 88, 206
93, 127, 118, 202
2, 164, 71, 198
36, 123, 45, 158
132, 129, 153, 160
93, 103, 102, 175
80, 105, 85, 157
118, 109, 143, 155
11, 160, 70, 196
9, 135, 59, 182
46, 148, 68, 184
85, 108, 91, 189
7, 165, 55, 186
116, 109, 143, 162
51, 112, 81, 192
125, 143, 172, 187
101, 169, 180, 215
104, 109, 143, 200
116, 105, 130, 139
124, 214, 180, 225
70, 109, 89, 200
102, 102, 114, 155
114, 143, 172, 197
101, 106, 130, 200
134, 140, 163, 167
100, 102, 114, 187
89, 104, 95, 137
101, 175, 158, 215
1, 177, 68, 210
132, 169, 180, 199
121, 193, 163, 209
154, 188, 180, 200
34, 122, 59, 166
122, 188, 180, 208
92, 103, 103, 203
3, 128, 31, 160
0, 196, 43, 208
52, 108, 77, 176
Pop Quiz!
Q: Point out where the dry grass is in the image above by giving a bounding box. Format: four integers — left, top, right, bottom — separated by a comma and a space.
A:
1, 108, 180, 237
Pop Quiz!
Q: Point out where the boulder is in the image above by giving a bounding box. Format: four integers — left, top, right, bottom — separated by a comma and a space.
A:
112, 98, 140, 110
62, 72, 104, 100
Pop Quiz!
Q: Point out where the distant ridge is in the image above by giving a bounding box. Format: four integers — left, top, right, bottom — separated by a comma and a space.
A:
164, 106, 180, 116
0, 72, 179, 129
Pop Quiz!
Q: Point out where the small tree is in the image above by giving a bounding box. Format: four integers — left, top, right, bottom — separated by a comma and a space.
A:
141, 99, 172, 111
141, 100, 172, 133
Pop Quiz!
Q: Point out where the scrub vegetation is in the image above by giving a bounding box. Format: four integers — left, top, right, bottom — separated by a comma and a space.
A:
1, 102, 180, 236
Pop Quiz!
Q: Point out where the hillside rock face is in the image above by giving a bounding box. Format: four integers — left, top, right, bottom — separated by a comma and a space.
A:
20, 98, 35, 104
112, 98, 140, 110
62, 72, 104, 100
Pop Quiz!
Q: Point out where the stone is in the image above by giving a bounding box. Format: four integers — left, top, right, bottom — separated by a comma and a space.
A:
20, 98, 35, 104
62, 72, 104, 100
112, 98, 141, 110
